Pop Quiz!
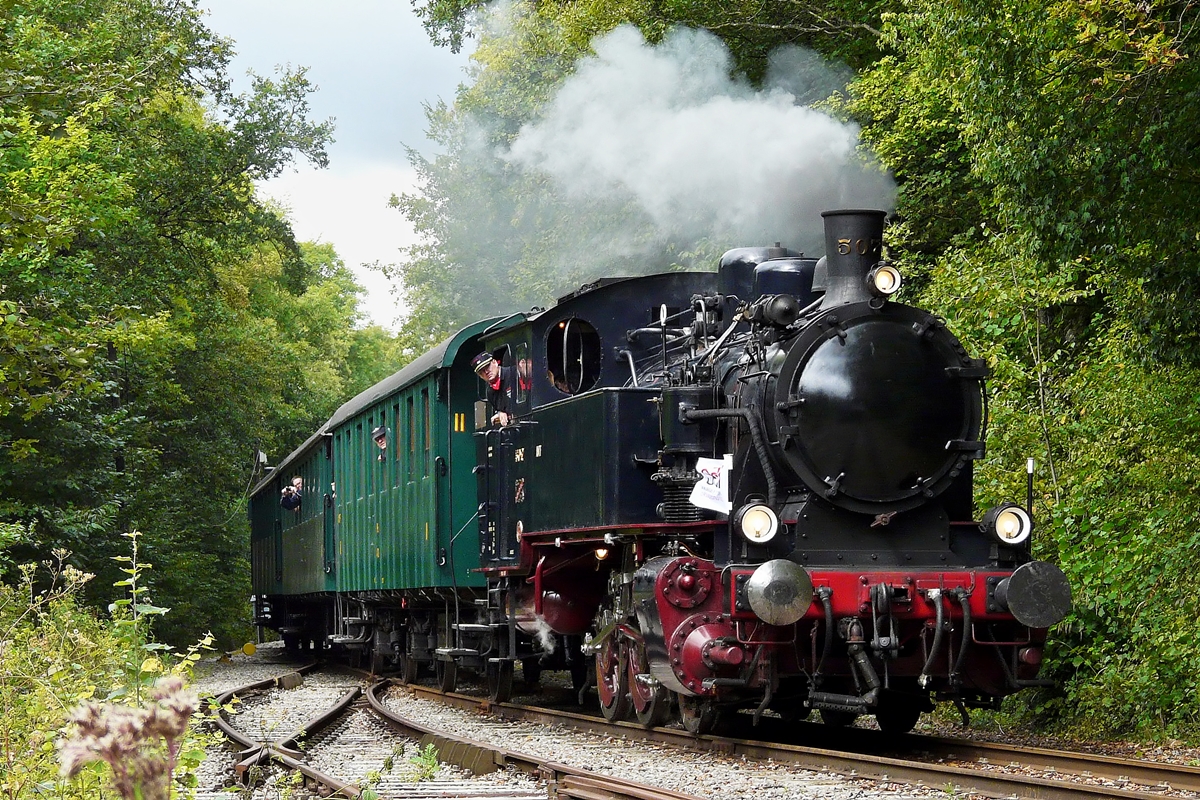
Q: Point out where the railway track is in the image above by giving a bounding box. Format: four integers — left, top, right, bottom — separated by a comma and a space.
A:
205, 662, 702, 800
201, 658, 1200, 799
396, 678, 1200, 800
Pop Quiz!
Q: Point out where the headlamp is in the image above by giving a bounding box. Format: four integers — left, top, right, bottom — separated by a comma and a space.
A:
734, 503, 780, 544
983, 503, 1033, 546
866, 264, 902, 297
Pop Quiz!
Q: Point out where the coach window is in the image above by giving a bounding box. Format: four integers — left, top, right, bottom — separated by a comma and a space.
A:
421, 388, 430, 476
406, 395, 416, 481
546, 317, 601, 394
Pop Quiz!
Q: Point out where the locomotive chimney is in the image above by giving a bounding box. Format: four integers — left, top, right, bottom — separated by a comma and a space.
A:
816, 209, 887, 309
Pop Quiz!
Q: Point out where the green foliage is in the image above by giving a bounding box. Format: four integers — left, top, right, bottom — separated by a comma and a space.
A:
0, 556, 113, 800
846, 0, 1200, 737
412, 0, 894, 69
1, 545, 212, 800
408, 742, 440, 781
0, 0, 402, 650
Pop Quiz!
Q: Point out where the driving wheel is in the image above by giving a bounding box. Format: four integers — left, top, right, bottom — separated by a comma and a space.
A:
628, 639, 671, 728
595, 636, 631, 721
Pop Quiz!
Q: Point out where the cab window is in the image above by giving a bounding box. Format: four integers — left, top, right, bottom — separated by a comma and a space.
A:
546, 317, 601, 394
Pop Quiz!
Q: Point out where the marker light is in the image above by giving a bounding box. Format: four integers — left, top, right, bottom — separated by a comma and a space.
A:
735, 503, 780, 544
594, 547, 610, 561
983, 503, 1033, 546
866, 264, 902, 297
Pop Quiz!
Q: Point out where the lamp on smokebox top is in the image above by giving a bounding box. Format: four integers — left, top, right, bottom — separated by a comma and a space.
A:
866, 262, 902, 297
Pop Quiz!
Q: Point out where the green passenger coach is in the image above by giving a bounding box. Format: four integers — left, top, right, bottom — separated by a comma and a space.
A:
249, 317, 517, 670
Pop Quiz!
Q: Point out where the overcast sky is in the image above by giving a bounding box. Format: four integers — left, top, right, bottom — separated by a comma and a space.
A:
200, 1, 471, 328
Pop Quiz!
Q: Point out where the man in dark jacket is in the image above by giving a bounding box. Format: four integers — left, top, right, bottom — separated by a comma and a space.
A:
280, 476, 303, 511
471, 352, 517, 426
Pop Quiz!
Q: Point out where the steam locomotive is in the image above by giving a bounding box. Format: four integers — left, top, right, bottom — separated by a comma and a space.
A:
249, 208, 1071, 735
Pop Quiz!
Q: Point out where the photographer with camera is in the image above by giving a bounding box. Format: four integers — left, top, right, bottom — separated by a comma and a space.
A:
280, 475, 303, 511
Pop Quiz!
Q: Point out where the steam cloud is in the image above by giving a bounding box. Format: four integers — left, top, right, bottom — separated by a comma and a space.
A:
400, 14, 898, 320
504, 25, 895, 258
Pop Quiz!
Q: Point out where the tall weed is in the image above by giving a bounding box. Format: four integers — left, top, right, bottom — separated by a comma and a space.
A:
0, 532, 215, 799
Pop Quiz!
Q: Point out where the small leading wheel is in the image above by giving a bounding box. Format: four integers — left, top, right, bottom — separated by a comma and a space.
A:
819, 708, 859, 727
875, 695, 922, 734
435, 658, 458, 693
595, 637, 631, 722
677, 693, 721, 736
487, 660, 515, 703
628, 641, 671, 728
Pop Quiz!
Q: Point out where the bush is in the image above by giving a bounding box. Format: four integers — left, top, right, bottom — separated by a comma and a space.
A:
1, 538, 213, 800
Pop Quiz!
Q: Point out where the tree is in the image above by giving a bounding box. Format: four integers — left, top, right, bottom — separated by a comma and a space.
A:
846, 0, 1200, 736
0, 0, 399, 648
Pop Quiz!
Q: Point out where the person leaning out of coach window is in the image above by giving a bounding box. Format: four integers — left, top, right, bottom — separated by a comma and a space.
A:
371, 425, 388, 461
471, 351, 517, 426
280, 475, 303, 511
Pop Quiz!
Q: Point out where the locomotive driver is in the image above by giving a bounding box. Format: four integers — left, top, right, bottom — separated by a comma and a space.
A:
471, 352, 517, 426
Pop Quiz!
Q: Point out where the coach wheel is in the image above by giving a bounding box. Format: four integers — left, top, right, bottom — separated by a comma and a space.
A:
819, 708, 859, 727
487, 660, 514, 703
596, 637, 631, 722
399, 654, 422, 685
436, 658, 458, 693
678, 694, 721, 736
628, 640, 671, 728
521, 657, 542, 686
875, 694, 922, 734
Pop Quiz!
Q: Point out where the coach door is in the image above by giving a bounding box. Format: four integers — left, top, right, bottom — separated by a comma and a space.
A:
323, 433, 335, 576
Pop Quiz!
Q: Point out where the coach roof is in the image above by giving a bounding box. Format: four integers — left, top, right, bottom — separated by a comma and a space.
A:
251, 315, 522, 497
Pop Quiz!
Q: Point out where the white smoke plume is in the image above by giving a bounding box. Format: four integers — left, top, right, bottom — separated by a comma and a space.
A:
395, 15, 898, 323
505, 25, 895, 257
